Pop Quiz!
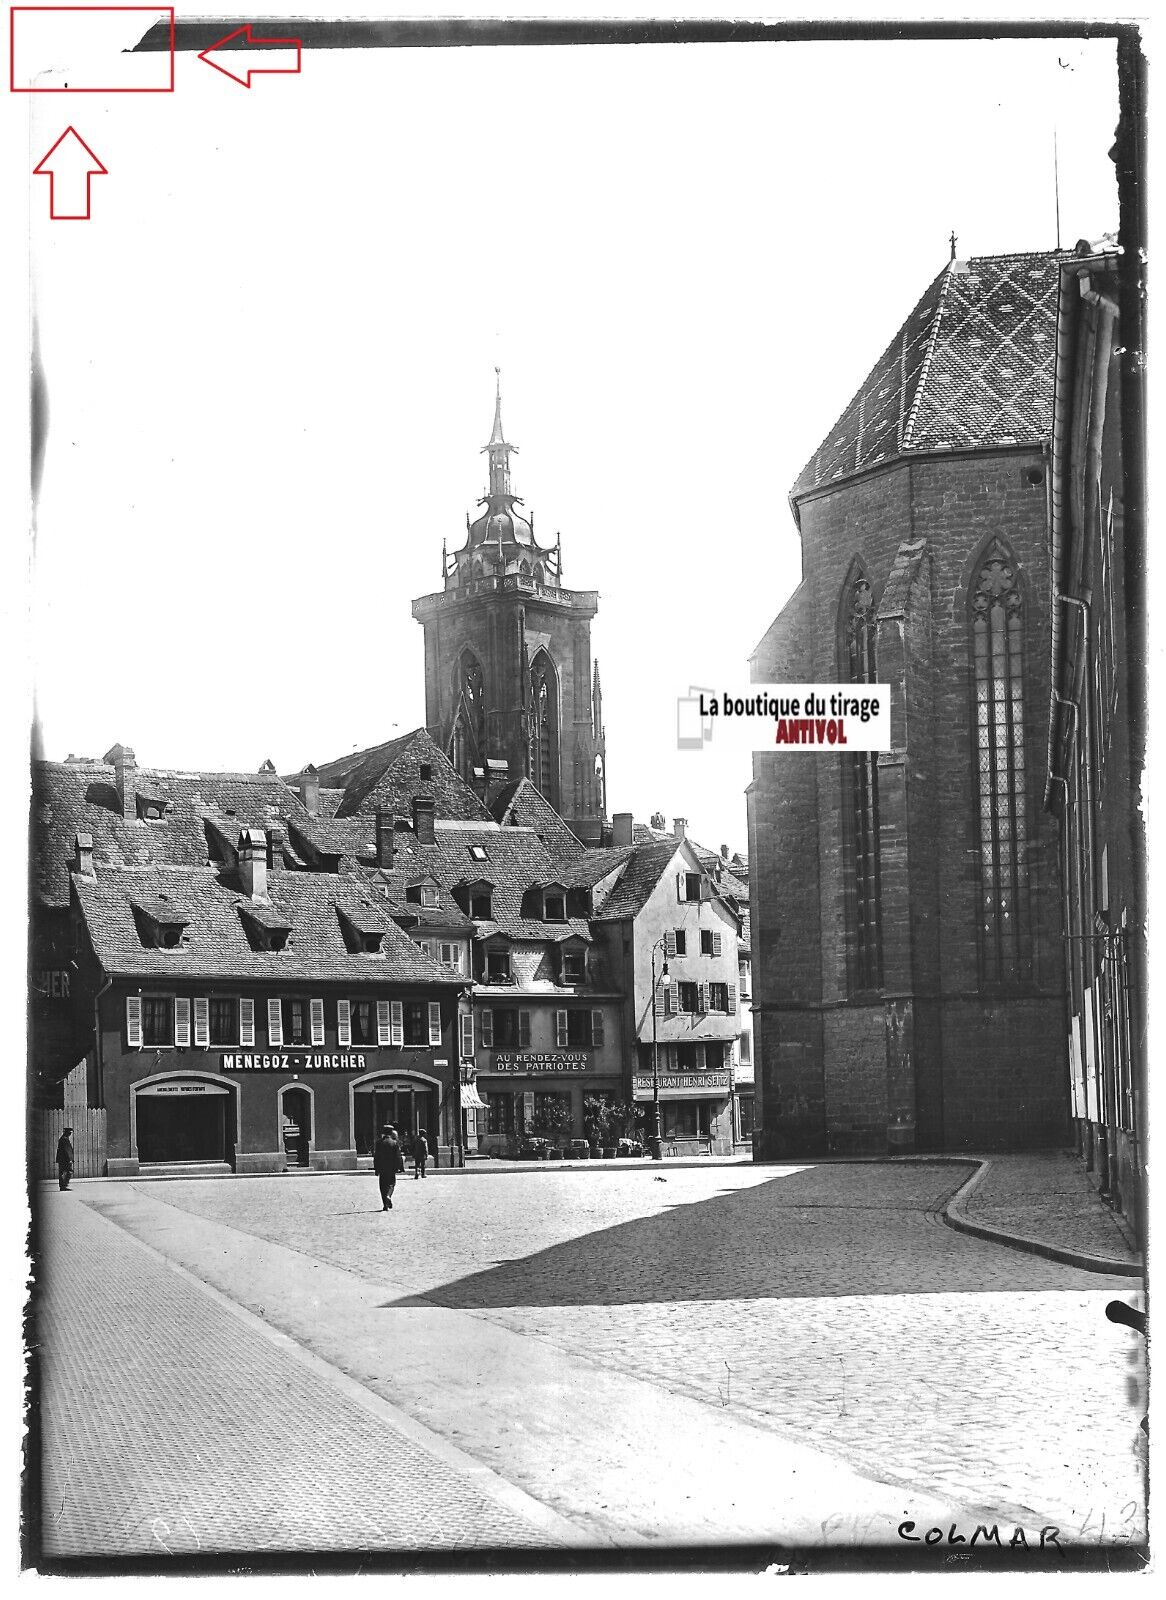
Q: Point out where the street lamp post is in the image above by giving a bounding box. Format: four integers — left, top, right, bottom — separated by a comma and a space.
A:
649, 937, 670, 1160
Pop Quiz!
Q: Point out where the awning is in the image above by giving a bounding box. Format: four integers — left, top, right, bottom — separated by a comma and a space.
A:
460, 1083, 487, 1111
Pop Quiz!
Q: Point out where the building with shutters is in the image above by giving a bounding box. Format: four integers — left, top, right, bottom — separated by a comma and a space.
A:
1046, 245, 1146, 1244
67, 829, 465, 1175
580, 823, 743, 1155
412, 378, 608, 844
748, 248, 1071, 1158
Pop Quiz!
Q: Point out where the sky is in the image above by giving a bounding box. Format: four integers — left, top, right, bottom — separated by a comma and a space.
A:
24, 25, 1122, 856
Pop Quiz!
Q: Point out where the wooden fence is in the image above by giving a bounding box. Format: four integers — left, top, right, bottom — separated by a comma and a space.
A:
34, 1108, 107, 1180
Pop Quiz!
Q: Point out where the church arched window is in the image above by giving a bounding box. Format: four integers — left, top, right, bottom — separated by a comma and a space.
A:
970, 539, 1030, 984
838, 565, 882, 992
528, 652, 560, 809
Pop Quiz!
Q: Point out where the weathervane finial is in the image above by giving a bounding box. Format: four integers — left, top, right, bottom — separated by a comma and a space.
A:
950, 229, 957, 261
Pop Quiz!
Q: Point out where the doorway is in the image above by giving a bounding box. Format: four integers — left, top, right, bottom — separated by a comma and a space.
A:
354, 1080, 437, 1155
281, 1085, 312, 1168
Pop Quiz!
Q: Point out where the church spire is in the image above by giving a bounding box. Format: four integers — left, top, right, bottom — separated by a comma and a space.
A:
483, 367, 516, 497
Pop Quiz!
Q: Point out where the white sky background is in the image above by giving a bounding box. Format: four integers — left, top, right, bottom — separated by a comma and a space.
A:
28, 31, 1120, 854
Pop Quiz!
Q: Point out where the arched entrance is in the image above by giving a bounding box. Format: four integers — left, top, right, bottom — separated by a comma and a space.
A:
351, 1071, 440, 1157
279, 1084, 313, 1168
133, 1072, 236, 1166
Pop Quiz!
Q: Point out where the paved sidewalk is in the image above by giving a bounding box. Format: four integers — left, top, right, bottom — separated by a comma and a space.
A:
945, 1152, 1141, 1273
33, 1191, 583, 1557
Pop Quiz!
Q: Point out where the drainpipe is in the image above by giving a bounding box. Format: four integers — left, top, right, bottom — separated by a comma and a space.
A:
92, 972, 114, 1120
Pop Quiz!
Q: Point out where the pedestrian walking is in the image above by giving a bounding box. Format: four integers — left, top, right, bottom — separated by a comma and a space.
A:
373, 1124, 404, 1211
56, 1127, 74, 1191
412, 1128, 429, 1179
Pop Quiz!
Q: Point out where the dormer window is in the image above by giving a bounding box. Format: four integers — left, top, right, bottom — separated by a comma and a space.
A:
561, 950, 585, 985
129, 895, 189, 950
406, 875, 442, 910
421, 886, 439, 908
471, 892, 492, 919
337, 904, 387, 955
485, 948, 511, 984
544, 892, 567, 922
135, 793, 171, 821
238, 901, 293, 952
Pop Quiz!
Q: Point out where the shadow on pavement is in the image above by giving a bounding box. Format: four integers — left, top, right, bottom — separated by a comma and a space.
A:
381, 1162, 1089, 1310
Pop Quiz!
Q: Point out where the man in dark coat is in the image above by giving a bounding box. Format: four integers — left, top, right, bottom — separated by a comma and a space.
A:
412, 1128, 429, 1178
56, 1128, 74, 1191
373, 1124, 404, 1210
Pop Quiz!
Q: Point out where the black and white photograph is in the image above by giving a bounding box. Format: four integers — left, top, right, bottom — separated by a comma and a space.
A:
11, 3, 1149, 1576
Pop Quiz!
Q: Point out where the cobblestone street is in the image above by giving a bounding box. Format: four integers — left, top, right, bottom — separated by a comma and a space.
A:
34, 1162, 1146, 1560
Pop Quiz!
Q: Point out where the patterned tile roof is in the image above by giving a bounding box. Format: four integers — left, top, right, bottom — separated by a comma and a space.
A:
792, 251, 1066, 497
591, 839, 683, 921
73, 865, 462, 985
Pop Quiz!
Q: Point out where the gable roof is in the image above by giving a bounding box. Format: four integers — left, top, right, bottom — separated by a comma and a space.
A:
32, 758, 310, 909
308, 727, 491, 823
73, 865, 462, 985
792, 250, 1066, 500
364, 823, 592, 944
489, 777, 587, 856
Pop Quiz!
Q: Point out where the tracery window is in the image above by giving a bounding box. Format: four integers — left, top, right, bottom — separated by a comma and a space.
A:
840, 570, 882, 991
971, 540, 1030, 984
528, 653, 560, 808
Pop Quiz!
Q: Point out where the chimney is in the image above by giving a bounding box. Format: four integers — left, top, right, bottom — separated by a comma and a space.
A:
74, 831, 94, 878
375, 809, 395, 868
297, 764, 319, 817
720, 844, 730, 861
267, 821, 286, 875
412, 795, 436, 846
237, 827, 268, 901
103, 743, 137, 819
673, 817, 687, 840
613, 812, 633, 847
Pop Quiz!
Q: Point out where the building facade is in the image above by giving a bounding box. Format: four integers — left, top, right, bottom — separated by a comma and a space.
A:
412, 382, 608, 843
749, 251, 1070, 1158
1047, 247, 1146, 1242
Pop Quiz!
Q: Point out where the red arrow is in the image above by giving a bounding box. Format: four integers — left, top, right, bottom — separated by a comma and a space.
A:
198, 24, 302, 88
33, 128, 107, 221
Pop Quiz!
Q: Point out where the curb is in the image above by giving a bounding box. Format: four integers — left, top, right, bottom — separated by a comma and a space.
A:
941, 1157, 1143, 1278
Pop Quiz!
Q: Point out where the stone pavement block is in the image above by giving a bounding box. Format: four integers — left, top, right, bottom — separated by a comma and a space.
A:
34, 1192, 571, 1557
960, 1152, 1140, 1264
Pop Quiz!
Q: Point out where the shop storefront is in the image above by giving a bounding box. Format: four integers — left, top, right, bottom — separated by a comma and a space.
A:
632, 1066, 734, 1156
476, 1052, 622, 1154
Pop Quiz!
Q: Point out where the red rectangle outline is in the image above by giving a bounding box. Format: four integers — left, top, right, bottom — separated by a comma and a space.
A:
10, 6, 175, 92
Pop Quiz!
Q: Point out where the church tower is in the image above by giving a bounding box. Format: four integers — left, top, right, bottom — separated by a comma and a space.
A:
412, 376, 608, 844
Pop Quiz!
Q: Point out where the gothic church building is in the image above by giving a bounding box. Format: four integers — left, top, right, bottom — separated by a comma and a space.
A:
748, 251, 1069, 1157
413, 382, 607, 844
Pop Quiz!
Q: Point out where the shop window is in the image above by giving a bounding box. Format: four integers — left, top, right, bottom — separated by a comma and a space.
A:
739, 1097, 755, 1137
662, 1102, 702, 1139
209, 998, 235, 1046
486, 1092, 515, 1135
142, 995, 171, 1046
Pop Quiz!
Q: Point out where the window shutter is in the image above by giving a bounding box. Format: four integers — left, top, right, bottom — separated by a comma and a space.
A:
239, 997, 255, 1046
677, 872, 686, 902
174, 997, 191, 1048
193, 996, 210, 1049
459, 1010, 474, 1058
422, 940, 435, 959
428, 1001, 442, 1046
727, 983, 737, 1012
336, 999, 351, 1046
700, 982, 710, 1013
590, 1009, 605, 1047
267, 997, 283, 1047
390, 1000, 404, 1047
126, 995, 143, 1047
712, 932, 722, 957
377, 1000, 392, 1046
555, 1009, 568, 1047
519, 1010, 531, 1048
664, 984, 674, 1016
481, 1009, 494, 1047
665, 930, 677, 958
654, 982, 664, 1018
696, 1043, 706, 1071
310, 998, 325, 1045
